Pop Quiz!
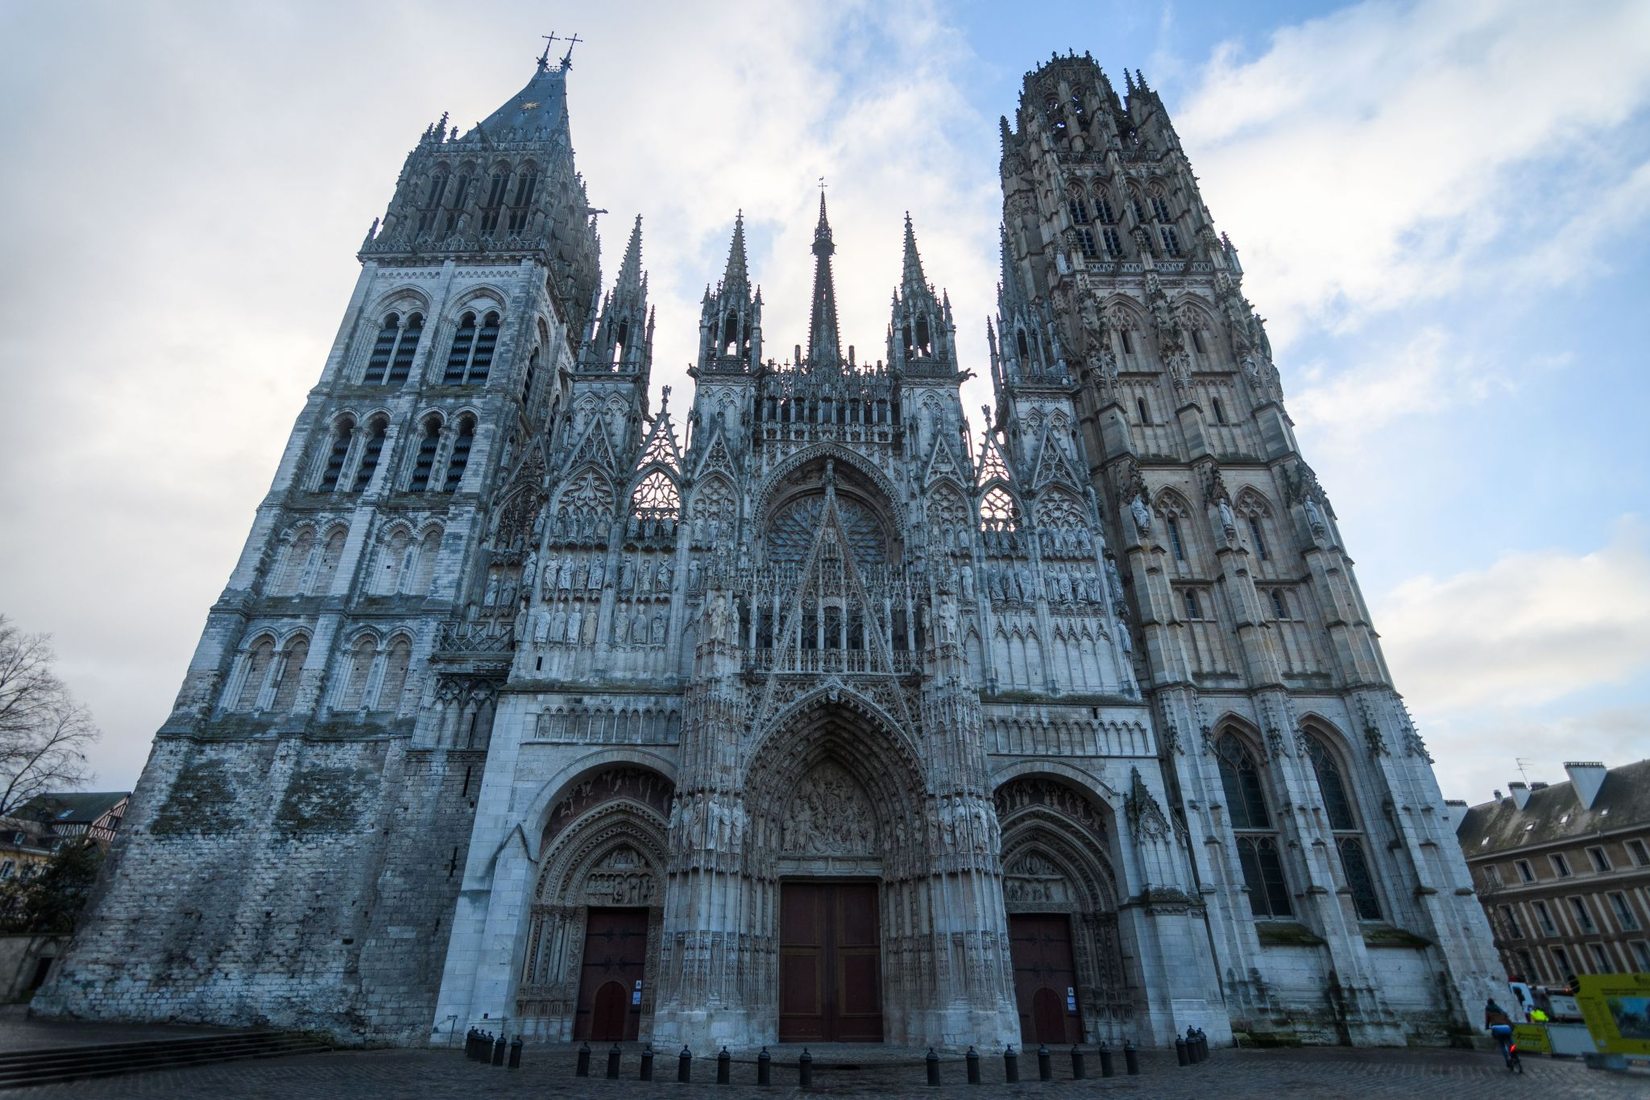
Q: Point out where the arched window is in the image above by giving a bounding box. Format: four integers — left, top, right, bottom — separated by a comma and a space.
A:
1150, 195, 1173, 223
375, 527, 411, 594
1095, 194, 1117, 225
1306, 734, 1383, 920
1270, 588, 1289, 619
479, 167, 509, 234
1068, 196, 1091, 225
408, 416, 442, 491
1135, 396, 1151, 425
411, 527, 442, 595
312, 528, 347, 595
507, 165, 538, 234
270, 636, 309, 712
1166, 515, 1186, 561
364, 315, 400, 384
1211, 396, 1226, 424
520, 348, 539, 404
273, 529, 315, 596
444, 311, 499, 384
337, 635, 377, 711
234, 635, 276, 710
375, 636, 412, 713
980, 486, 1019, 529
388, 313, 422, 383
318, 417, 354, 491
443, 418, 474, 492
1217, 732, 1293, 918
351, 417, 387, 492
416, 167, 449, 233
443, 169, 473, 233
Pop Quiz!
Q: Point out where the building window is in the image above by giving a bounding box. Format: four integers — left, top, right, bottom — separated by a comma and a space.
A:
388, 313, 422, 383
1192, 329, 1207, 354
1096, 196, 1116, 224
1632, 941, 1650, 971
1160, 226, 1181, 256
1534, 900, 1556, 935
1135, 396, 1151, 424
1587, 846, 1611, 872
1568, 896, 1595, 932
1182, 588, 1203, 620
1484, 863, 1503, 888
1551, 945, 1573, 981
1211, 395, 1225, 423
1247, 515, 1269, 560
1166, 515, 1186, 561
506, 165, 538, 235
1119, 328, 1134, 355
1217, 732, 1293, 919
1499, 904, 1523, 939
1068, 197, 1091, 225
1151, 195, 1172, 223
317, 418, 354, 492
1608, 892, 1639, 930
479, 168, 509, 234
443, 310, 501, 385
1075, 227, 1097, 258
408, 417, 442, 492
1102, 227, 1123, 256
1587, 942, 1608, 971
443, 418, 474, 492
1516, 859, 1536, 883
364, 312, 423, 384
350, 417, 387, 493
1551, 853, 1572, 878
0, 860, 14, 879
1270, 588, 1289, 619
521, 348, 539, 405
1306, 733, 1383, 920
1629, 838, 1650, 866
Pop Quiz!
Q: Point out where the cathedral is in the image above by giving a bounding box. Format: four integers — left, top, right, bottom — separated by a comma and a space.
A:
38, 49, 1504, 1050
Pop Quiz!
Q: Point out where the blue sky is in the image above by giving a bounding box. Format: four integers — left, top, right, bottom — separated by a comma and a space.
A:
1, 0, 1646, 802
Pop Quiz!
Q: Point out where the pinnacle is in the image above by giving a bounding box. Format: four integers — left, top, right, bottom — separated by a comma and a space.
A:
617, 214, 644, 289
719, 211, 749, 295
901, 212, 929, 299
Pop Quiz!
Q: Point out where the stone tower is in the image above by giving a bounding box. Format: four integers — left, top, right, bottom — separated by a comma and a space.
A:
35, 50, 602, 1042
997, 53, 1503, 1041
41, 50, 1501, 1051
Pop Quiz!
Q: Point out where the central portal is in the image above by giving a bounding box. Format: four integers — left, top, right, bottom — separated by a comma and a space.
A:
778, 881, 883, 1042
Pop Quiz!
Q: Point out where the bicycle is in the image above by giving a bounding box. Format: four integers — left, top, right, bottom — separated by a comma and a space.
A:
1490, 1024, 1523, 1074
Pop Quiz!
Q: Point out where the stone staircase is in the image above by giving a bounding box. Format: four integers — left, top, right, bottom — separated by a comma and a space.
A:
0, 1030, 331, 1089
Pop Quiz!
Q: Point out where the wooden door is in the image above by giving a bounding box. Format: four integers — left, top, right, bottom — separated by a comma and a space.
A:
1009, 913, 1080, 1045
574, 908, 648, 1041
779, 881, 883, 1042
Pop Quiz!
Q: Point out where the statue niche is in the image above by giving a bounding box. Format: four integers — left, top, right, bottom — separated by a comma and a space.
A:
780, 760, 878, 857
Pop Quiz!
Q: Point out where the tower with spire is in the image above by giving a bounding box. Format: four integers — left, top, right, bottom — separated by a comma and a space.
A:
40, 45, 1499, 1055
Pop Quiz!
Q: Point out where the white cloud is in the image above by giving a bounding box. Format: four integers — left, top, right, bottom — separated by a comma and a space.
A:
1375, 518, 1650, 714
1176, 0, 1650, 346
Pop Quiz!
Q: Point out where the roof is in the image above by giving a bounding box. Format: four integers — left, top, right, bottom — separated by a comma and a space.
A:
16, 791, 129, 825
466, 58, 570, 143
1455, 759, 1650, 857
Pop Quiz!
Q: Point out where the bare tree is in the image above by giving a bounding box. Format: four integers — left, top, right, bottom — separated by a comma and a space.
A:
0, 615, 101, 816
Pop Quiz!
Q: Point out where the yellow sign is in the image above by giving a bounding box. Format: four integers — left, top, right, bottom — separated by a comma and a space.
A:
1573, 973, 1650, 1057
1511, 1023, 1549, 1053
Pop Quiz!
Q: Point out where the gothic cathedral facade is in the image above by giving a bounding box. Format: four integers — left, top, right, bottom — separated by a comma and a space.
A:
40, 52, 1502, 1049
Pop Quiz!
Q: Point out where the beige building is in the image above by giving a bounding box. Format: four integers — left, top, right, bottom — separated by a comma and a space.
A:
1453, 760, 1650, 986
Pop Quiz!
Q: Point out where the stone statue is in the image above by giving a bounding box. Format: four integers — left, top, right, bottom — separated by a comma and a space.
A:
1106, 558, 1125, 606
936, 594, 958, 644
960, 564, 975, 599
1304, 497, 1326, 538
651, 610, 666, 645
565, 608, 582, 643
657, 559, 674, 590
1129, 494, 1152, 535
521, 552, 538, 596
1218, 498, 1237, 539
588, 557, 605, 589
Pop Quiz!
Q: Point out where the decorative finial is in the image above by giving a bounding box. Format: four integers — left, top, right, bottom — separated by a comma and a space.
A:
818, 175, 827, 195
560, 31, 583, 68
538, 33, 559, 71
660, 385, 671, 411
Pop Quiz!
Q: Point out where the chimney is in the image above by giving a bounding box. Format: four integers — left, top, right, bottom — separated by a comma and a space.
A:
1493, 789, 1503, 801
1564, 761, 1607, 810
1509, 781, 1530, 810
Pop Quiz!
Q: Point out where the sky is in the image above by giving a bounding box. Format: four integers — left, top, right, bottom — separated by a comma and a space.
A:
1, 0, 1647, 806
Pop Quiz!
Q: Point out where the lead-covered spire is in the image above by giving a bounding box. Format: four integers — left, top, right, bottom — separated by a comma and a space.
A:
807, 192, 842, 368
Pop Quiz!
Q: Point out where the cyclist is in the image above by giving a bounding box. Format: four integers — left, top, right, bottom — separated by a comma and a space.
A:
1485, 998, 1519, 1071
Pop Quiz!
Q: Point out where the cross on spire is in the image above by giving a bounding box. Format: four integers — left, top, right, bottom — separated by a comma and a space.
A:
537, 33, 560, 70
561, 32, 583, 66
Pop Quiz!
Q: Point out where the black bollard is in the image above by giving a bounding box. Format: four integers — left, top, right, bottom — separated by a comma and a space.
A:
1038, 1044, 1052, 1081
966, 1045, 981, 1085
492, 1034, 506, 1066
577, 1041, 591, 1077
1004, 1045, 1020, 1084
608, 1042, 622, 1079
926, 1047, 940, 1086
718, 1047, 731, 1085
508, 1035, 523, 1070
1197, 1027, 1209, 1062
1185, 1026, 1198, 1064
1071, 1045, 1086, 1080
799, 1048, 813, 1090
1123, 1039, 1139, 1076
464, 1029, 475, 1060
1176, 1037, 1189, 1066
641, 1045, 654, 1081
678, 1045, 693, 1084
757, 1046, 771, 1087
1098, 1042, 1114, 1078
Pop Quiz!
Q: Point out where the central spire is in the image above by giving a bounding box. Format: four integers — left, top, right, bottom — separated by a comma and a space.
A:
807, 192, 842, 368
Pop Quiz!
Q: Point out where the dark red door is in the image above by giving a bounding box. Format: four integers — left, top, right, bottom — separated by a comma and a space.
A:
779, 882, 883, 1042
1009, 913, 1080, 1045
574, 908, 647, 1040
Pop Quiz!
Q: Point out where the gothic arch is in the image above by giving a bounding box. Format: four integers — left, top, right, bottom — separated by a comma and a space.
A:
446, 285, 508, 322
752, 443, 906, 535
519, 750, 681, 859
365, 286, 433, 321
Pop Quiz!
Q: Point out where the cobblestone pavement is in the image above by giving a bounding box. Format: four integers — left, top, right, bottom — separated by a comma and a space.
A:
6, 1040, 1649, 1099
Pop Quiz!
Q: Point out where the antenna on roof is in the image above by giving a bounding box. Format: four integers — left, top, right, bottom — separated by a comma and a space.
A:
1515, 757, 1534, 783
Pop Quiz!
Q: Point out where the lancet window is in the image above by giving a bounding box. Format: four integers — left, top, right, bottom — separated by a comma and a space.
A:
1305, 733, 1383, 921
317, 417, 355, 492
443, 311, 500, 384
443, 417, 474, 492
1216, 731, 1293, 919
507, 163, 538, 234
351, 416, 388, 492
408, 415, 442, 492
